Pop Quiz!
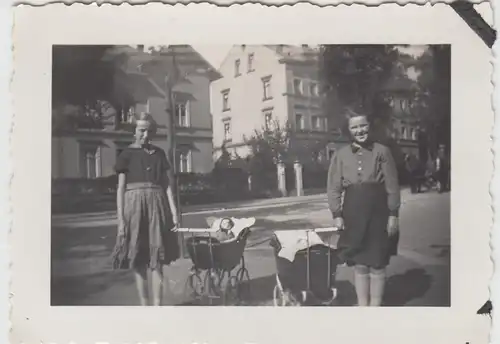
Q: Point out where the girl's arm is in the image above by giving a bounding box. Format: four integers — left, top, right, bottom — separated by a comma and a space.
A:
380, 146, 401, 217
166, 185, 179, 226
327, 150, 343, 219
116, 173, 126, 235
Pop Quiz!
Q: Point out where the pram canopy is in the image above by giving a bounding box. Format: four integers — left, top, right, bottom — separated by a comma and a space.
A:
270, 227, 340, 262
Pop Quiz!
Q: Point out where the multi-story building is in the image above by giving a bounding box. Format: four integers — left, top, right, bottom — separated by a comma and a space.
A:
211, 45, 337, 165
51, 45, 221, 179
382, 77, 420, 156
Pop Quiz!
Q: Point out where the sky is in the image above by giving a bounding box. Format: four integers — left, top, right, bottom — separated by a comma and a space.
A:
193, 2, 493, 68
140, 2, 493, 70
193, 45, 233, 69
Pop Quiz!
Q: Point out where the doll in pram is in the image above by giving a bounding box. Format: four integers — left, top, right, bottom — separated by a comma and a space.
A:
177, 217, 255, 305
269, 227, 341, 306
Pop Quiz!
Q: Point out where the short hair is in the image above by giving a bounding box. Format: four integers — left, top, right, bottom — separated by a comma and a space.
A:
344, 107, 368, 120
132, 112, 158, 133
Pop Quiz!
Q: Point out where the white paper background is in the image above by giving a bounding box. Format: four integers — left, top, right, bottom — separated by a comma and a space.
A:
8, 2, 496, 344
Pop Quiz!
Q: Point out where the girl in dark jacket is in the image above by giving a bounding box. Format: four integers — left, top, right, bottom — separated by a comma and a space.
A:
327, 109, 401, 306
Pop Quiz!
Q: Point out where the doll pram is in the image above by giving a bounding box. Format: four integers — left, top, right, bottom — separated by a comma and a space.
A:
178, 217, 255, 305
269, 227, 341, 306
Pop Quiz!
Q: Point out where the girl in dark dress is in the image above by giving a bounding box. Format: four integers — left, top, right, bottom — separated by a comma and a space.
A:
111, 112, 180, 306
327, 110, 401, 306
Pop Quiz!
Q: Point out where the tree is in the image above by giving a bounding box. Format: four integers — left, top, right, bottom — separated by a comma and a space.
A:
320, 45, 400, 139
405, 45, 451, 160
245, 120, 294, 163
52, 45, 129, 134
214, 144, 234, 169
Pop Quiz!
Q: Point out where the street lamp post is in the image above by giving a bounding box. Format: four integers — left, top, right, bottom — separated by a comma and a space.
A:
144, 44, 214, 258
156, 46, 185, 258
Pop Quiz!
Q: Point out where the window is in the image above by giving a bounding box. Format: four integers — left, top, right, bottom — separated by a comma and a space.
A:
262, 76, 272, 100
295, 113, 305, 130
223, 120, 232, 142
264, 111, 273, 131
293, 79, 303, 95
119, 106, 135, 124
81, 145, 101, 179
247, 53, 255, 72
401, 126, 407, 139
176, 149, 192, 173
234, 59, 241, 77
411, 127, 417, 140
312, 116, 327, 131
400, 98, 411, 113
175, 100, 190, 127
222, 90, 230, 111
309, 82, 319, 97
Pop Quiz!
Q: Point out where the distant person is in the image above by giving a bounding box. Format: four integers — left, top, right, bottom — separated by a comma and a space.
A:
111, 112, 180, 306
405, 153, 421, 194
327, 109, 401, 307
435, 145, 450, 193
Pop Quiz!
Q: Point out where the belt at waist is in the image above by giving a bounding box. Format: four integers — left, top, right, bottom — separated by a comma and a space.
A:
126, 182, 164, 191
344, 182, 385, 190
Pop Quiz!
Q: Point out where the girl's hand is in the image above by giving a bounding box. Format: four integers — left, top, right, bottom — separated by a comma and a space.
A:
117, 216, 127, 236
333, 217, 344, 230
387, 216, 399, 236
172, 212, 179, 228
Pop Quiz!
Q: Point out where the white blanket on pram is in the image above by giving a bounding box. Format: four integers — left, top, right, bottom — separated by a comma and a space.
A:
274, 229, 338, 262
209, 217, 256, 238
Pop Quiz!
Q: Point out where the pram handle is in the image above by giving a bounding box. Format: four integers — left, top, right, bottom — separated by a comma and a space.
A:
176, 228, 219, 233
313, 227, 340, 233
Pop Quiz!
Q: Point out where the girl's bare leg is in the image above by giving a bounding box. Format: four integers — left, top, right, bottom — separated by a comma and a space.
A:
151, 267, 164, 306
369, 267, 386, 307
134, 266, 149, 306
354, 264, 370, 306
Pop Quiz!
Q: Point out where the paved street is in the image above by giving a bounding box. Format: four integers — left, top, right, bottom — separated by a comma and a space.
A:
51, 189, 450, 306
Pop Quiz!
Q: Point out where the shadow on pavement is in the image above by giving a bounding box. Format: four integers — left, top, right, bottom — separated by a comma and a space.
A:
383, 268, 433, 306
51, 270, 133, 305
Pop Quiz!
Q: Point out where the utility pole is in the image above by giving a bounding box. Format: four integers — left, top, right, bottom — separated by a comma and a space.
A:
164, 46, 185, 258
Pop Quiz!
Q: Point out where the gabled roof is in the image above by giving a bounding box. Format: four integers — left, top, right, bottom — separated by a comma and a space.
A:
217, 44, 320, 71
265, 44, 320, 63
113, 68, 166, 104
104, 45, 222, 82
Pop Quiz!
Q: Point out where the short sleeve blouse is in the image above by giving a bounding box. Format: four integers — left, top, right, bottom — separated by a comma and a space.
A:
115, 145, 170, 186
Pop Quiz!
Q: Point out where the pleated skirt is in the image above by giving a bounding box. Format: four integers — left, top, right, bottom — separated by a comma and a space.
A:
111, 182, 180, 270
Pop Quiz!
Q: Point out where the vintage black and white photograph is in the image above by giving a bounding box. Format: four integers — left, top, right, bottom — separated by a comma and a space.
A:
50, 43, 451, 307
11, 3, 493, 344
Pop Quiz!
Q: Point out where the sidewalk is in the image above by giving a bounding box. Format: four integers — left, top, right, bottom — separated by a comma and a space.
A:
52, 187, 413, 226
51, 193, 329, 226
51, 188, 449, 306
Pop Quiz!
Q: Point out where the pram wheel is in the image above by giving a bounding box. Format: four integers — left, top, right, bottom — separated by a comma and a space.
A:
184, 272, 204, 304
203, 270, 223, 305
320, 288, 338, 306
273, 275, 301, 306
223, 276, 239, 305
235, 266, 251, 302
